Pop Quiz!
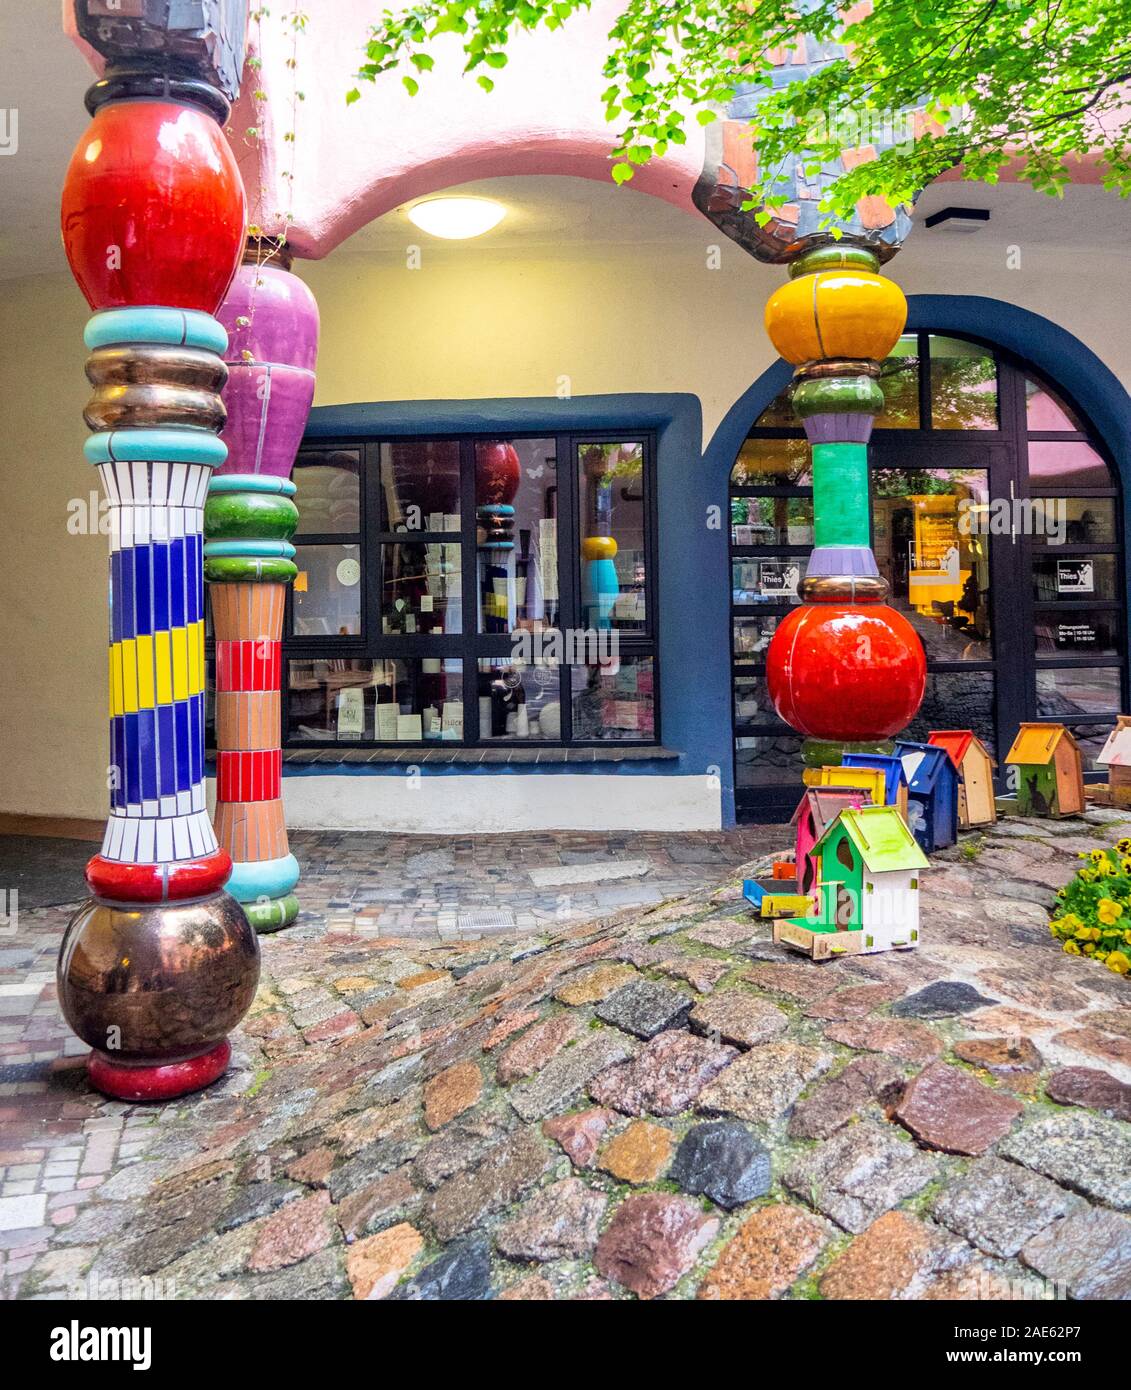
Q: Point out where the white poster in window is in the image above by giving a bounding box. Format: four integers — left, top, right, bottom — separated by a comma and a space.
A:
375, 703, 398, 741
397, 713, 423, 741
1057, 559, 1094, 595
337, 687, 364, 739
760, 560, 801, 598
538, 518, 558, 601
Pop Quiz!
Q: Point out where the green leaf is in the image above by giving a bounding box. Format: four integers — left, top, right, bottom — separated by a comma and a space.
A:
345, 87, 361, 105
611, 161, 634, 185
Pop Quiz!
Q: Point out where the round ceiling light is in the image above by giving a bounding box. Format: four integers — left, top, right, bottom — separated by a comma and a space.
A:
406, 197, 506, 240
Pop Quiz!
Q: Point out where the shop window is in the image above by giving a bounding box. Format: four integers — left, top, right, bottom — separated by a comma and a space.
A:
268, 430, 657, 749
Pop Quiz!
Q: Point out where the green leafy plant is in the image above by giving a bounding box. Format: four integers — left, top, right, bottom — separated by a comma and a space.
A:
1049, 838, 1131, 977
347, 0, 1131, 224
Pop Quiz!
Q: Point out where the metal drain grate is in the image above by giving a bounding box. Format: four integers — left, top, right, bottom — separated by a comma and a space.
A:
457, 908, 516, 934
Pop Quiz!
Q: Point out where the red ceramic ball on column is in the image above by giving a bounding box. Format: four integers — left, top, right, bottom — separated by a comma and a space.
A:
766, 604, 926, 741
475, 442, 522, 507
61, 100, 246, 313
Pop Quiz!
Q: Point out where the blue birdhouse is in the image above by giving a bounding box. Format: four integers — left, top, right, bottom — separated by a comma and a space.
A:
841, 752, 909, 819
893, 740, 959, 853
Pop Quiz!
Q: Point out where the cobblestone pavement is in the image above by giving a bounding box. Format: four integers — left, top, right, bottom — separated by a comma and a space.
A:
2, 814, 1130, 1301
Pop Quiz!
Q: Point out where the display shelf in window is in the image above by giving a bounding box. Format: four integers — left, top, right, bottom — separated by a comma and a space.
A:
287, 657, 464, 743
476, 658, 563, 741
381, 541, 461, 634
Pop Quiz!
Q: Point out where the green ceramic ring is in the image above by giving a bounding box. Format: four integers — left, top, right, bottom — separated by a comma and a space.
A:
204, 555, 298, 584
793, 375, 886, 418
245, 894, 300, 934
204, 490, 299, 541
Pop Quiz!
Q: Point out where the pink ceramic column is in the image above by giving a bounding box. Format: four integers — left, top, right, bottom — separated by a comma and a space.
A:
205, 244, 319, 932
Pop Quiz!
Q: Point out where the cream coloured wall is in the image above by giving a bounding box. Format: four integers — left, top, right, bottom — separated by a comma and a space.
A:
0, 272, 106, 819
2, 178, 1129, 822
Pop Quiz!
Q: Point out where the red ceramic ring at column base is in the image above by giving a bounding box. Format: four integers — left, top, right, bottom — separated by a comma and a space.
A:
85, 847, 232, 902
87, 1040, 231, 1102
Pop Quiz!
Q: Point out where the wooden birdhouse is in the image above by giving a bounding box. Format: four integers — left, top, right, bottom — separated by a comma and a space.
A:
893, 740, 959, 853
808, 763, 890, 808
928, 730, 997, 827
1096, 717, 1131, 808
841, 752, 909, 818
1004, 723, 1085, 818
791, 786, 874, 904
774, 804, 928, 959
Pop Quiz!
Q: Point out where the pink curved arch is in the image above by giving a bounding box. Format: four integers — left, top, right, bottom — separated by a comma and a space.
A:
227, 0, 708, 259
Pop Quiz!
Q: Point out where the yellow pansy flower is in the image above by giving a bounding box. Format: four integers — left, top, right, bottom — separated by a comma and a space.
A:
1105, 951, 1130, 975
1063, 940, 1081, 955
1097, 899, 1124, 926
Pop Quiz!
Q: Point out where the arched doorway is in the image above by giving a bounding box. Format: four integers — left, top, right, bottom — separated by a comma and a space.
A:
729, 332, 1125, 819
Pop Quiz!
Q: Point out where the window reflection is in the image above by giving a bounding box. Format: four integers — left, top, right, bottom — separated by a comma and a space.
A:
380, 441, 461, 532
732, 437, 811, 486
292, 544, 362, 636
570, 657, 655, 740
1025, 379, 1082, 432
875, 335, 920, 429
293, 450, 361, 535
872, 470, 991, 661
731, 496, 813, 546
1035, 667, 1121, 718
1027, 441, 1112, 488
929, 335, 998, 429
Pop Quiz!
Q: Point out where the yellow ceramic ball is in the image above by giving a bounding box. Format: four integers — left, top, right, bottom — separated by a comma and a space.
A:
581, 536, 618, 561
764, 270, 908, 365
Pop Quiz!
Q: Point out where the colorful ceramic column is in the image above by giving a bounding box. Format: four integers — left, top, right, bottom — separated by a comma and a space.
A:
206, 245, 319, 932
56, 0, 259, 1102
764, 245, 927, 760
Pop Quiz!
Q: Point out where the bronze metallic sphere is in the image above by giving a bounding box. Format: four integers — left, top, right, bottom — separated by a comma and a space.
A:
57, 891, 260, 1064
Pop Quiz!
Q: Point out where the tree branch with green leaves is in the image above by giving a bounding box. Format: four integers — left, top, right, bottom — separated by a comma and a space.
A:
346, 0, 1131, 222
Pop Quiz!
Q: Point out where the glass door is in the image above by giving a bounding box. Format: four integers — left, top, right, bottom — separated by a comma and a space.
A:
869, 441, 1012, 762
